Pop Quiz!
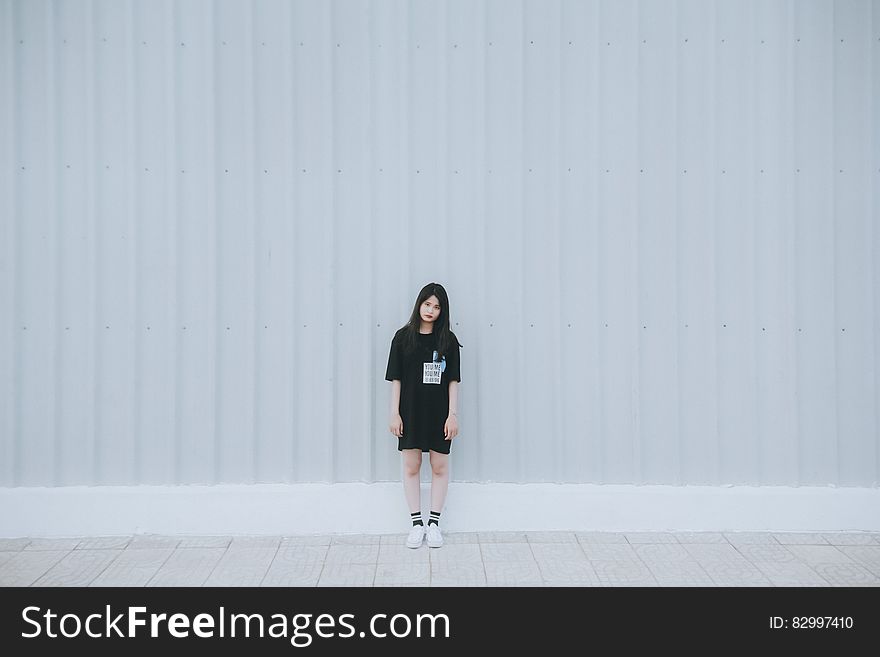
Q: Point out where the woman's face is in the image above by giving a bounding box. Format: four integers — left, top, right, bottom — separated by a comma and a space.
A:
421, 295, 441, 324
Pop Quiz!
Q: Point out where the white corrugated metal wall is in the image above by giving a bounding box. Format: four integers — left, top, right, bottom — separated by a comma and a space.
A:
1, 0, 877, 489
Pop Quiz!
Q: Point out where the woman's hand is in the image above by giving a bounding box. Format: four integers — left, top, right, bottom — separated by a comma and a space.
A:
444, 414, 458, 441
389, 413, 403, 437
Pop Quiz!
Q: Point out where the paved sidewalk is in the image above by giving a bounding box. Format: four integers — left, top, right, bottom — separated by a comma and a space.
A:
1, 531, 879, 587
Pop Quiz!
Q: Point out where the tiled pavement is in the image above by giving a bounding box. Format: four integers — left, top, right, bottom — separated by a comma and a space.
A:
1, 531, 879, 587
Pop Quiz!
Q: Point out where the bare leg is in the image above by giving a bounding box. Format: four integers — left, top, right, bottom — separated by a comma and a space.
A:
429, 450, 450, 515
402, 449, 422, 514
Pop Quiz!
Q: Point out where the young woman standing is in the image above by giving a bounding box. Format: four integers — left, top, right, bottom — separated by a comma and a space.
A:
385, 283, 462, 548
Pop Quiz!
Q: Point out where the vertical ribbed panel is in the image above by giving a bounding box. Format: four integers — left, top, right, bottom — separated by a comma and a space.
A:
1, 0, 877, 486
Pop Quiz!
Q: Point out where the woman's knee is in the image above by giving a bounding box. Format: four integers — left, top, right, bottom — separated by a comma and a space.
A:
429, 453, 449, 476
402, 450, 422, 475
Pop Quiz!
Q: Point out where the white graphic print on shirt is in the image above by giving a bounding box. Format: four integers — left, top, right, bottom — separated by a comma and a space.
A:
423, 362, 441, 384
423, 350, 446, 384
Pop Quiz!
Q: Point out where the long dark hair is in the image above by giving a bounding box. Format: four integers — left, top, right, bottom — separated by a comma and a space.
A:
398, 282, 463, 358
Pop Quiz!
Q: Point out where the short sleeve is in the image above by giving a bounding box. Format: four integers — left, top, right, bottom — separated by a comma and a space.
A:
445, 341, 461, 382
384, 333, 403, 381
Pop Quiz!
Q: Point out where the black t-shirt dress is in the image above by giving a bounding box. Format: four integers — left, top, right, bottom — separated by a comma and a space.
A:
384, 327, 461, 454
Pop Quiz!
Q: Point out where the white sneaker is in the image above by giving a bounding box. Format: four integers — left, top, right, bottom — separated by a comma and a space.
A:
405, 525, 425, 549
425, 523, 444, 548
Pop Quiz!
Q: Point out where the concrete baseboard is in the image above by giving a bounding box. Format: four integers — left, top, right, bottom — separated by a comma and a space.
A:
1, 482, 878, 538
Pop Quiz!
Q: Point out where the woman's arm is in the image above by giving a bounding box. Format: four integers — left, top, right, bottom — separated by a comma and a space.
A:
444, 381, 460, 440
389, 380, 403, 437
390, 380, 401, 417
448, 380, 459, 417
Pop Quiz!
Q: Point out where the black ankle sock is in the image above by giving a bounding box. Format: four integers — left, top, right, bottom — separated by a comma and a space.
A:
411, 512, 423, 527
428, 510, 441, 526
